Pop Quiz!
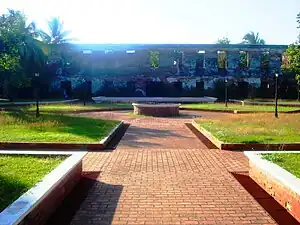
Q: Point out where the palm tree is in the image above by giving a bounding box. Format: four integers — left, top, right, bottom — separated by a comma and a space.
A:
39, 17, 73, 44
242, 31, 265, 45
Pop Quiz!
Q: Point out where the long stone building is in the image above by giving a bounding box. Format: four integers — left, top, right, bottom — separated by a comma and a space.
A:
47, 44, 288, 98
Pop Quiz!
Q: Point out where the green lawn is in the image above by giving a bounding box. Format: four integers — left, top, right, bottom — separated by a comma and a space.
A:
263, 153, 300, 178
181, 103, 300, 112
245, 98, 300, 104
197, 114, 300, 143
0, 111, 119, 143
0, 155, 65, 211
25, 103, 132, 112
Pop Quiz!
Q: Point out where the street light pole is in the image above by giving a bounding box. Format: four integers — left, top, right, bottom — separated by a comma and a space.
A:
225, 78, 228, 107
275, 73, 279, 118
34, 73, 40, 118
83, 79, 86, 106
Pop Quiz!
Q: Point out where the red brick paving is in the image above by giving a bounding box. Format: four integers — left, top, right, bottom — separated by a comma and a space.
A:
71, 111, 277, 225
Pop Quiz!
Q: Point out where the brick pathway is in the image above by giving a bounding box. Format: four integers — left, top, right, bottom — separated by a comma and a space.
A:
71, 111, 277, 225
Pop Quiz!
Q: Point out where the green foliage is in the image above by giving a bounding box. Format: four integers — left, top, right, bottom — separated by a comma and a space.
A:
283, 44, 300, 74
296, 74, 300, 85
149, 51, 160, 69
242, 31, 265, 45
0, 9, 46, 97
216, 37, 230, 44
239, 51, 248, 68
39, 17, 74, 44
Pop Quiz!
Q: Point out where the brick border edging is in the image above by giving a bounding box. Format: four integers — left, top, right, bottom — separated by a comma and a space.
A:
0, 151, 87, 225
191, 121, 300, 151
245, 151, 300, 222
0, 121, 124, 150
180, 108, 300, 114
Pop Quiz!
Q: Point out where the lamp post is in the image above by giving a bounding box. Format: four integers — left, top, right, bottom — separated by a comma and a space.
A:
274, 73, 279, 118
34, 73, 40, 118
83, 79, 86, 106
225, 78, 228, 107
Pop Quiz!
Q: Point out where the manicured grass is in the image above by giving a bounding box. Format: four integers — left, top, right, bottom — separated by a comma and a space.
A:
181, 103, 300, 112
25, 103, 132, 112
245, 98, 300, 104
0, 111, 119, 143
0, 155, 65, 211
262, 153, 300, 178
197, 114, 300, 143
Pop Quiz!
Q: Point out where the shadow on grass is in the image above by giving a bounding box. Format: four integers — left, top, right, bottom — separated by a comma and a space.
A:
0, 174, 29, 212
4, 111, 118, 143
47, 172, 123, 225
232, 172, 300, 225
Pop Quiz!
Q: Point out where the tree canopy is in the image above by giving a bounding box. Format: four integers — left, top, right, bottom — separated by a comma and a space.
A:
39, 17, 74, 44
216, 37, 230, 44
242, 31, 265, 45
0, 9, 46, 97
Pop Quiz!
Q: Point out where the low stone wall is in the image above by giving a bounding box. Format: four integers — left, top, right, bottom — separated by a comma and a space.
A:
133, 103, 180, 117
0, 151, 86, 225
246, 152, 300, 222
19, 161, 82, 225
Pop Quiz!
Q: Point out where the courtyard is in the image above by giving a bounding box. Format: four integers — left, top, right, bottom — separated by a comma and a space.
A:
44, 109, 299, 225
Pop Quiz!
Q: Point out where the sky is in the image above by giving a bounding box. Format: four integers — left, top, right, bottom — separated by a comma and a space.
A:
0, 0, 299, 45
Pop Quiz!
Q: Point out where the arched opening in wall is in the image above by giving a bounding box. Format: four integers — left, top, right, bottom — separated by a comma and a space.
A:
260, 51, 270, 74
195, 50, 205, 76
239, 51, 249, 69
218, 51, 227, 75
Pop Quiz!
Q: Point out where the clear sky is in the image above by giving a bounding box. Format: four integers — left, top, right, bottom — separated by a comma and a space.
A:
1, 0, 299, 45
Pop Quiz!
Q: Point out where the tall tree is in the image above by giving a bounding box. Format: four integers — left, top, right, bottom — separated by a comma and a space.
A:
0, 9, 45, 98
216, 37, 230, 44
282, 13, 300, 100
242, 31, 265, 45
297, 12, 300, 43
39, 17, 73, 44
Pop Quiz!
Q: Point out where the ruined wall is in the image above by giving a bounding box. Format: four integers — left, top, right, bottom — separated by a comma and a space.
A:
49, 44, 288, 98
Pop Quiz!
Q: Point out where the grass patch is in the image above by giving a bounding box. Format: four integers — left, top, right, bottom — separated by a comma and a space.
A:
181, 103, 300, 112
245, 98, 300, 104
197, 114, 300, 143
262, 153, 300, 178
24, 103, 132, 112
0, 155, 65, 211
0, 111, 119, 143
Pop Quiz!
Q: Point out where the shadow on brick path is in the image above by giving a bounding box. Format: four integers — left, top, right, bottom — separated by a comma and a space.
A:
46, 172, 123, 225
105, 123, 130, 150
232, 172, 300, 225
185, 123, 218, 149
